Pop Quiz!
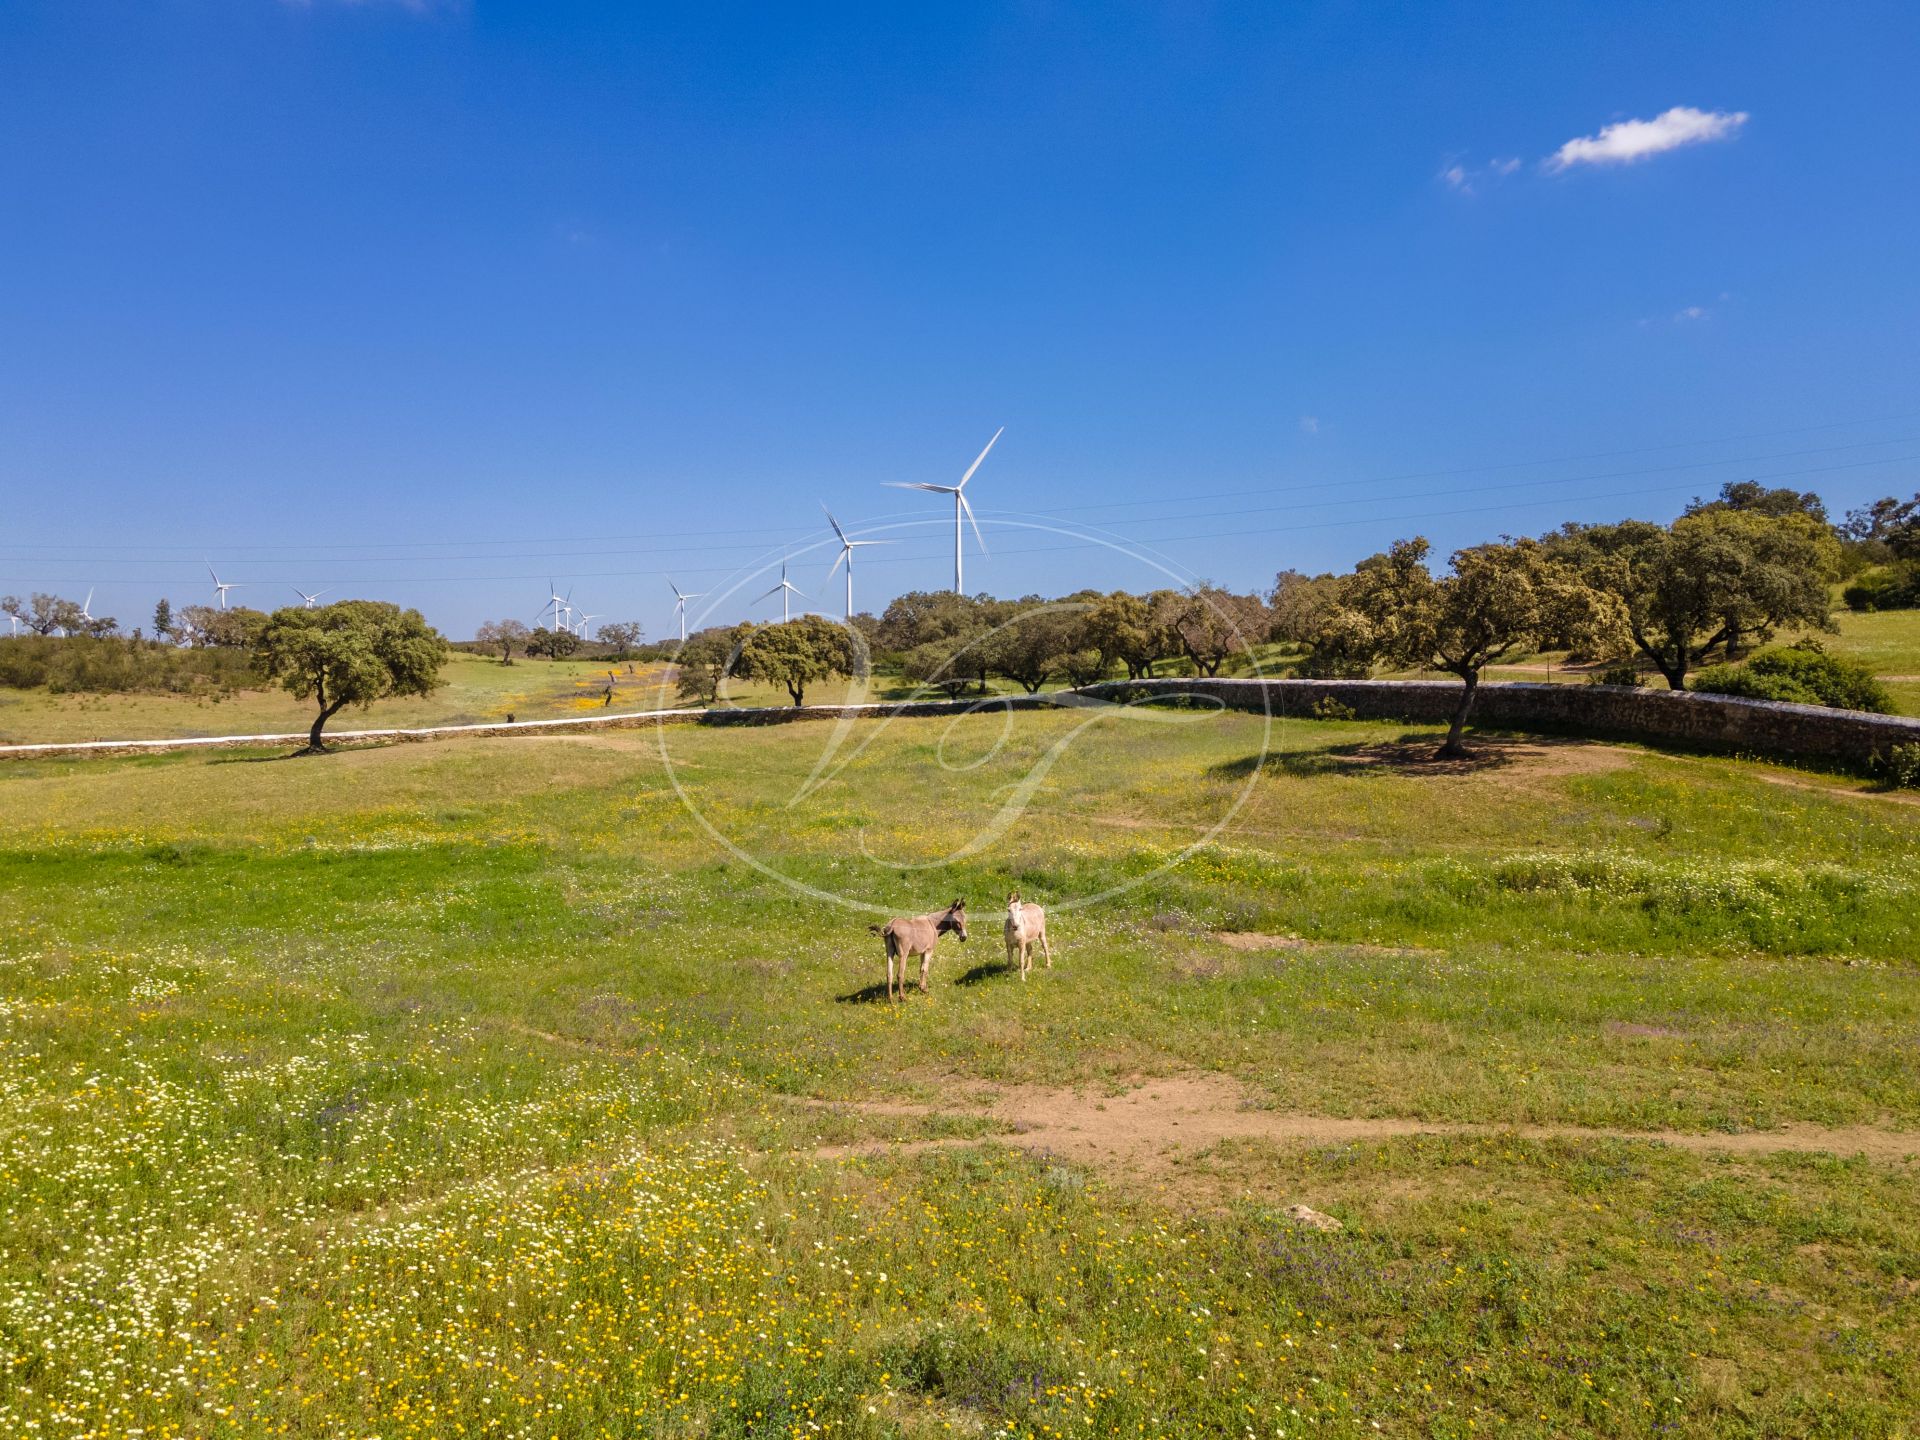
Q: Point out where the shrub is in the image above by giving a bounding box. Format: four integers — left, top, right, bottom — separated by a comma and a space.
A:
1842, 561, 1920, 611
1589, 661, 1642, 687
1309, 696, 1357, 721
1880, 743, 1920, 790
1689, 644, 1893, 713
0, 635, 257, 696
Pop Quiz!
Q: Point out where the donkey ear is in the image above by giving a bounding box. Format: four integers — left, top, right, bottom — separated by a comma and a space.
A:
953, 897, 965, 910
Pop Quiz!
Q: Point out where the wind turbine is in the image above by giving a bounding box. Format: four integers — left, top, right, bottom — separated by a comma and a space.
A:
755, 562, 806, 623
885, 427, 1001, 594
538, 582, 572, 632
208, 563, 241, 610
293, 587, 330, 610
822, 505, 888, 620
78, 589, 95, 624
668, 579, 705, 642
574, 610, 601, 639
6, 613, 19, 637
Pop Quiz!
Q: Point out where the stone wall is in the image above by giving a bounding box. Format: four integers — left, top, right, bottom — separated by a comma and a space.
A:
1077, 678, 1920, 770
6, 681, 1916, 770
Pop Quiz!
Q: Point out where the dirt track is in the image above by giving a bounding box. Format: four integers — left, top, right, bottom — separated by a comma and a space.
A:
803, 1073, 1920, 1175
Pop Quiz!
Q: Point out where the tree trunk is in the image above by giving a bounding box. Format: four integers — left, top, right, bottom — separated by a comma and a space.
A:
788, 683, 804, 706
1657, 640, 1689, 690
306, 699, 347, 753
1437, 671, 1480, 759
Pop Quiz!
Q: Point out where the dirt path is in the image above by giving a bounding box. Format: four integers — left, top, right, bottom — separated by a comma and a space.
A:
1748, 770, 1920, 806
801, 1073, 1920, 1172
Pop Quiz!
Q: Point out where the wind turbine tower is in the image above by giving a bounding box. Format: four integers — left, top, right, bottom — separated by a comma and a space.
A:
669, 580, 705, 642
885, 427, 1001, 594
822, 505, 887, 620
755, 562, 805, 623
208, 564, 240, 610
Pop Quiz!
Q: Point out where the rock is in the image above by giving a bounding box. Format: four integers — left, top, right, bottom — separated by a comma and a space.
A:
1285, 1204, 1343, 1233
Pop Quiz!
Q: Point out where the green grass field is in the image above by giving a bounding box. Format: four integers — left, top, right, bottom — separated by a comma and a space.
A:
2, 707, 1916, 1438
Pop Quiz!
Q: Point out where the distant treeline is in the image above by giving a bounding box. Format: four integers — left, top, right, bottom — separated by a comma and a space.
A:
5, 484, 1914, 709
0, 634, 258, 696
666, 481, 1915, 747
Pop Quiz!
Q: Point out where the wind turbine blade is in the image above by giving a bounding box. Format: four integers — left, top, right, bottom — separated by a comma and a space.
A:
788, 582, 808, 599
821, 504, 849, 544
959, 492, 987, 555
669, 579, 685, 600
754, 584, 782, 603
827, 549, 847, 580
849, 539, 889, 548
957, 426, 1004, 489
883, 482, 957, 494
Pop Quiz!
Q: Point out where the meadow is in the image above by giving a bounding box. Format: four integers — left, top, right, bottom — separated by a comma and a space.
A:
1, 705, 1917, 1439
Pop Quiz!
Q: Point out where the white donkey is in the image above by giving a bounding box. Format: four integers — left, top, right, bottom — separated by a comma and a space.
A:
1003, 892, 1054, 980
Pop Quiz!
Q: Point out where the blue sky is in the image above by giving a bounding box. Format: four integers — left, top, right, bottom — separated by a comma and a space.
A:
2, 1, 1916, 639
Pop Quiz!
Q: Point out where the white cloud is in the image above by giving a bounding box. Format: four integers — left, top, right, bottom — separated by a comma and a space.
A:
1298, 416, 1319, 436
1439, 155, 1521, 196
1547, 106, 1748, 171
1674, 305, 1708, 322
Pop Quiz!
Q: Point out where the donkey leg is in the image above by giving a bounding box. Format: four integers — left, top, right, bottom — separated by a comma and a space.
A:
919, 950, 932, 993
1041, 927, 1053, 969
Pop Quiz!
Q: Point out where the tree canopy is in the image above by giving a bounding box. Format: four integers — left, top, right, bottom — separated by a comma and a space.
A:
475, 619, 530, 664
253, 600, 448, 751
675, 626, 743, 705
1340, 537, 1626, 756
1162, 584, 1269, 677
176, 604, 269, 650
1549, 511, 1836, 687
738, 615, 859, 706
595, 621, 645, 656
524, 626, 580, 661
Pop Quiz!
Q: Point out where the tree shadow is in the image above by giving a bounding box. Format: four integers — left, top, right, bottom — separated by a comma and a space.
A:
1211, 733, 1535, 780
206, 751, 305, 765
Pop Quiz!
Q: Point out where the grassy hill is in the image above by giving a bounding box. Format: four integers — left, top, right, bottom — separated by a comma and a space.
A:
2, 711, 1915, 1434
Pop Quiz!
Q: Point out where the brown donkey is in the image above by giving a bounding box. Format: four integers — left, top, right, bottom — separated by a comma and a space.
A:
1003, 892, 1053, 980
868, 899, 968, 1000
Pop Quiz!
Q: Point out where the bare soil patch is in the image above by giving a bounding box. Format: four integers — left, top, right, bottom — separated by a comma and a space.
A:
1318, 735, 1635, 780
1747, 770, 1920, 807
800, 1073, 1920, 1182
1605, 1020, 1691, 1040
